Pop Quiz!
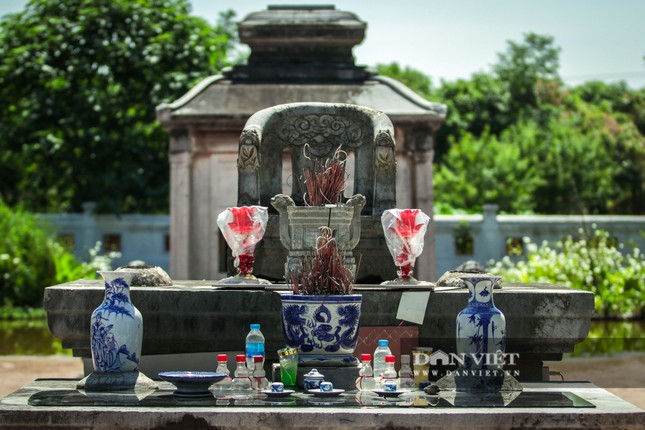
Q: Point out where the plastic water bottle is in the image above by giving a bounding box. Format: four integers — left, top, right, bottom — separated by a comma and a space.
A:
355, 353, 376, 391
398, 354, 415, 389
373, 339, 392, 380
245, 323, 265, 369
252, 355, 269, 391
232, 354, 252, 390
212, 353, 232, 393
381, 354, 398, 389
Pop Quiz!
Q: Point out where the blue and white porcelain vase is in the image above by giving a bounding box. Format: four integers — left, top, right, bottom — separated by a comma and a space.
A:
280, 294, 362, 366
455, 275, 506, 370
91, 271, 142, 373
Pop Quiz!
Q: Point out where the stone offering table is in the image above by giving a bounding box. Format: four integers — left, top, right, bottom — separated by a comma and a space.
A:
0, 379, 643, 429
44, 280, 593, 380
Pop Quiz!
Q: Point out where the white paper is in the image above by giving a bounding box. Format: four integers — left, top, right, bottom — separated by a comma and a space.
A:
396, 291, 430, 325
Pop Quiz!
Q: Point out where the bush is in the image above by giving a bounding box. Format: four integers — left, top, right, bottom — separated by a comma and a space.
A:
0, 200, 57, 306
0, 199, 118, 308
489, 228, 645, 319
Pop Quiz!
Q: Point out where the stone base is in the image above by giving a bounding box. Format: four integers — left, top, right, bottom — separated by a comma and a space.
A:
77, 370, 158, 392
3, 379, 645, 429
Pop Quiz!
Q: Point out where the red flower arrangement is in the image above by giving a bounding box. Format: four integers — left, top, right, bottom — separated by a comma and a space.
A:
217, 206, 268, 278
381, 209, 430, 281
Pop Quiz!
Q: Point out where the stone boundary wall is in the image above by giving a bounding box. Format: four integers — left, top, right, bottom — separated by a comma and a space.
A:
37, 204, 645, 279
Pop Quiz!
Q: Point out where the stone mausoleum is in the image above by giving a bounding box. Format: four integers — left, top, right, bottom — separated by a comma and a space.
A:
8, 6, 639, 429
157, 5, 446, 281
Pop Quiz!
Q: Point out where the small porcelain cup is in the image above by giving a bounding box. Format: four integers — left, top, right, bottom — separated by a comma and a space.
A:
384, 379, 397, 392
320, 381, 333, 392
270, 382, 284, 393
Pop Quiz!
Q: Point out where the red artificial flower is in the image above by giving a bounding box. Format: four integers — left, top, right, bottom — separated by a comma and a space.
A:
391, 209, 424, 238
229, 207, 257, 234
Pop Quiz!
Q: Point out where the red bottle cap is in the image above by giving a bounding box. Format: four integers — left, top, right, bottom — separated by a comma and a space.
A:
236, 354, 246, 362
253, 355, 263, 363
385, 355, 395, 363
360, 354, 371, 361
217, 354, 227, 361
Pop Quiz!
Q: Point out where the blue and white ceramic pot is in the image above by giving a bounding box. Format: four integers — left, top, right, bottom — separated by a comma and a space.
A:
455, 275, 506, 370
91, 271, 142, 373
280, 294, 362, 365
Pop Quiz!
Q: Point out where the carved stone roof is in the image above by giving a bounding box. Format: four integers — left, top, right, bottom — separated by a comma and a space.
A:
228, 5, 370, 82
157, 5, 446, 129
157, 75, 446, 126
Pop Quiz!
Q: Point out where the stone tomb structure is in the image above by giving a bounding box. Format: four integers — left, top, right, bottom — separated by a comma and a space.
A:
9, 5, 637, 428
237, 102, 398, 281
156, 5, 446, 281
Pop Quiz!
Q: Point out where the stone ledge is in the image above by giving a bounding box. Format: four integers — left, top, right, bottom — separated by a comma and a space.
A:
0, 380, 643, 429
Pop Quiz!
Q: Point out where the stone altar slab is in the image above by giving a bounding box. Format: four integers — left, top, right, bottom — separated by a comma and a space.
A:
44, 280, 593, 381
0, 379, 643, 429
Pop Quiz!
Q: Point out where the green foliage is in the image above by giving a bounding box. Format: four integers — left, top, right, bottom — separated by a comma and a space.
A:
572, 81, 645, 135
434, 125, 544, 213
533, 102, 644, 214
0, 199, 57, 306
375, 62, 433, 99
571, 320, 645, 356
0, 306, 46, 320
435, 103, 645, 215
490, 229, 645, 319
0, 0, 235, 213
0, 199, 117, 307
431, 31, 645, 215
493, 33, 561, 116
0, 319, 68, 354
433, 73, 512, 161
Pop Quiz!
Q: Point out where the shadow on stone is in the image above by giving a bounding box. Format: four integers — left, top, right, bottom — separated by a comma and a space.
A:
77, 370, 158, 392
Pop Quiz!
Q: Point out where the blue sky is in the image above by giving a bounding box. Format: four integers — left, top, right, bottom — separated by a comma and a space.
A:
1, 0, 644, 88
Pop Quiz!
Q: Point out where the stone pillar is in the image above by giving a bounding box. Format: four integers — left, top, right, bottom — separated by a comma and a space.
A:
477, 204, 503, 265
80, 202, 98, 261
169, 131, 192, 279
414, 150, 435, 281
403, 126, 436, 281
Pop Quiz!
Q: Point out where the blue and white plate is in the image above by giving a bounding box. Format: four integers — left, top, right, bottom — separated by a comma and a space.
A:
261, 389, 296, 398
158, 371, 227, 397
307, 388, 345, 397
372, 389, 404, 398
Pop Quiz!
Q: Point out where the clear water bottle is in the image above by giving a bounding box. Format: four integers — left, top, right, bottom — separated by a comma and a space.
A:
212, 353, 232, 393
373, 339, 392, 380
252, 355, 269, 391
381, 354, 398, 389
398, 354, 415, 389
245, 323, 265, 369
355, 353, 376, 391
232, 354, 252, 390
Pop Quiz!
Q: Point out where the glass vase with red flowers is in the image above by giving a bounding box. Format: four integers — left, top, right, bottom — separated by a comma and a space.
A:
216, 206, 269, 283
380, 208, 431, 284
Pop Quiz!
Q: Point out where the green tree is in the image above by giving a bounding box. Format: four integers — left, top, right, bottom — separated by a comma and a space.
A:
434, 125, 543, 213
0, 197, 118, 308
0, 0, 235, 213
572, 81, 645, 134
493, 32, 561, 116
434, 73, 512, 161
375, 62, 433, 99
531, 109, 620, 214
